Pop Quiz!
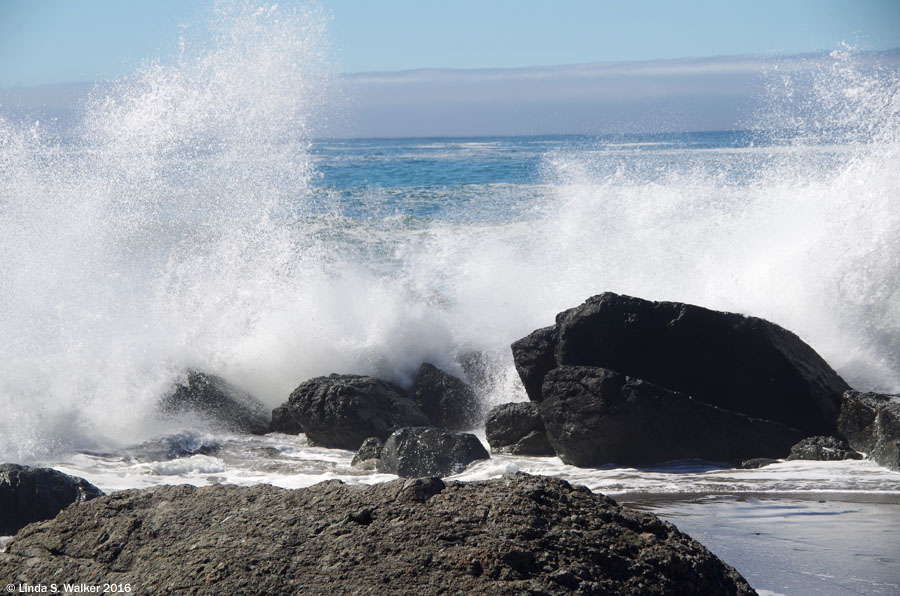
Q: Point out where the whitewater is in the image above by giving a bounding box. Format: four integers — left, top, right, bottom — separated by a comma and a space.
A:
1, 3, 899, 595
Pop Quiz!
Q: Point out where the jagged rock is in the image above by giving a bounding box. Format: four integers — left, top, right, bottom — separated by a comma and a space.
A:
351, 437, 384, 470
740, 458, 779, 469
540, 366, 803, 467
271, 374, 430, 451
512, 292, 849, 435
379, 427, 490, 478
0, 464, 103, 535
161, 370, 270, 434
786, 435, 862, 461
0, 474, 755, 596
485, 402, 555, 456
413, 363, 481, 430
837, 390, 900, 471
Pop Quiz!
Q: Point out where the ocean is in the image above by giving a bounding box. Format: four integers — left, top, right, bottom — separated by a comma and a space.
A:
1, 4, 899, 595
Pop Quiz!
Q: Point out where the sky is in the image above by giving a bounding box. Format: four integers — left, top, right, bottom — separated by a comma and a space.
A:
1, 0, 899, 87
1, 1, 899, 136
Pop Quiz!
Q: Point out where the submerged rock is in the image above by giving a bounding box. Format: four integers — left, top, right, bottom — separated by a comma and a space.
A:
271, 374, 430, 450
837, 390, 900, 471
161, 371, 270, 435
379, 427, 489, 478
0, 474, 756, 595
512, 292, 849, 435
351, 437, 384, 470
740, 458, 779, 469
786, 435, 862, 461
540, 366, 803, 467
413, 362, 481, 430
485, 402, 555, 456
0, 464, 103, 535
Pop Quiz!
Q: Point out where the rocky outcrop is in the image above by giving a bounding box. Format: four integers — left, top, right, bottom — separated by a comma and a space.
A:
485, 402, 555, 456
512, 293, 849, 435
161, 371, 270, 434
379, 427, 490, 478
540, 366, 803, 467
0, 474, 755, 596
351, 437, 384, 470
837, 390, 900, 471
270, 374, 429, 450
0, 464, 103, 536
786, 436, 862, 461
413, 363, 481, 430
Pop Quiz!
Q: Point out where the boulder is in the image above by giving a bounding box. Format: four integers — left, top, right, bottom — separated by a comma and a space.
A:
485, 402, 555, 456
413, 363, 481, 430
540, 366, 803, 467
512, 293, 849, 435
161, 370, 270, 434
350, 437, 384, 470
271, 374, 429, 450
379, 427, 489, 478
0, 474, 755, 596
786, 436, 862, 461
837, 390, 900, 471
0, 464, 104, 535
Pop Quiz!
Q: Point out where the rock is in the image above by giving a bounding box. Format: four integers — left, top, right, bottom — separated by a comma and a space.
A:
414, 363, 481, 430
786, 436, 862, 461
0, 474, 755, 595
540, 366, 803, 467
740, 458, 779, 469
351, 437, 384, 470
0, 464, 104, 535
485, 402, 555, 456
271, 374, 430, 450
837, 390, 900, 471
512, 292, 849, 435
379, 427, 490, 478
161, 370, 270, 434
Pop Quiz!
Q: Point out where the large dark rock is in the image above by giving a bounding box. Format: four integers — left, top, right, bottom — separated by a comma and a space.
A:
0, 464, 103, 536
485, 402, 555, 456
161, 371, 270, 434
786, 436, 862, 461
540, 366, 804, 467
0, 474, 755, 595
271, 374, 430, 450
380, 427, 490, 478
414, 362, 481, 430
837, 390, 900, 471
512, 293, 849, 435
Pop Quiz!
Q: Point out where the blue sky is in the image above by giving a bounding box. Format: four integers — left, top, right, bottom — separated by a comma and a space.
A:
1, 0, 899, 87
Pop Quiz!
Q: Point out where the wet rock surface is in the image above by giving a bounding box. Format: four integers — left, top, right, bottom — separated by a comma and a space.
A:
0, 464, 104, 535
0, 473, 755, 596
413, 362, 481, 430
485, 402, 555, 456
379, 426, 490, 478
512, 292, 849, 435
161, 370, 270, 434
786, 435, 862, 461
271, 374, 430, 450
351, 437, 384, 470
540, 366, 803, 467
838, 390, 900, 471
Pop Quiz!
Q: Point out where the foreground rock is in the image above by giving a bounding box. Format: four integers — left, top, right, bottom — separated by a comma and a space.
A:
161, 371, 270, 434
0, 464, 103, 535
540, 366, 803, 467
786, 436, 862, 461
837, 390, 900, 471
485, 402, 555, 456
513, 292, 849, 435
271, 374, 429, 450
380, 427, 490, 478
0, 474, 755, 596
414, 363, 481, 430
